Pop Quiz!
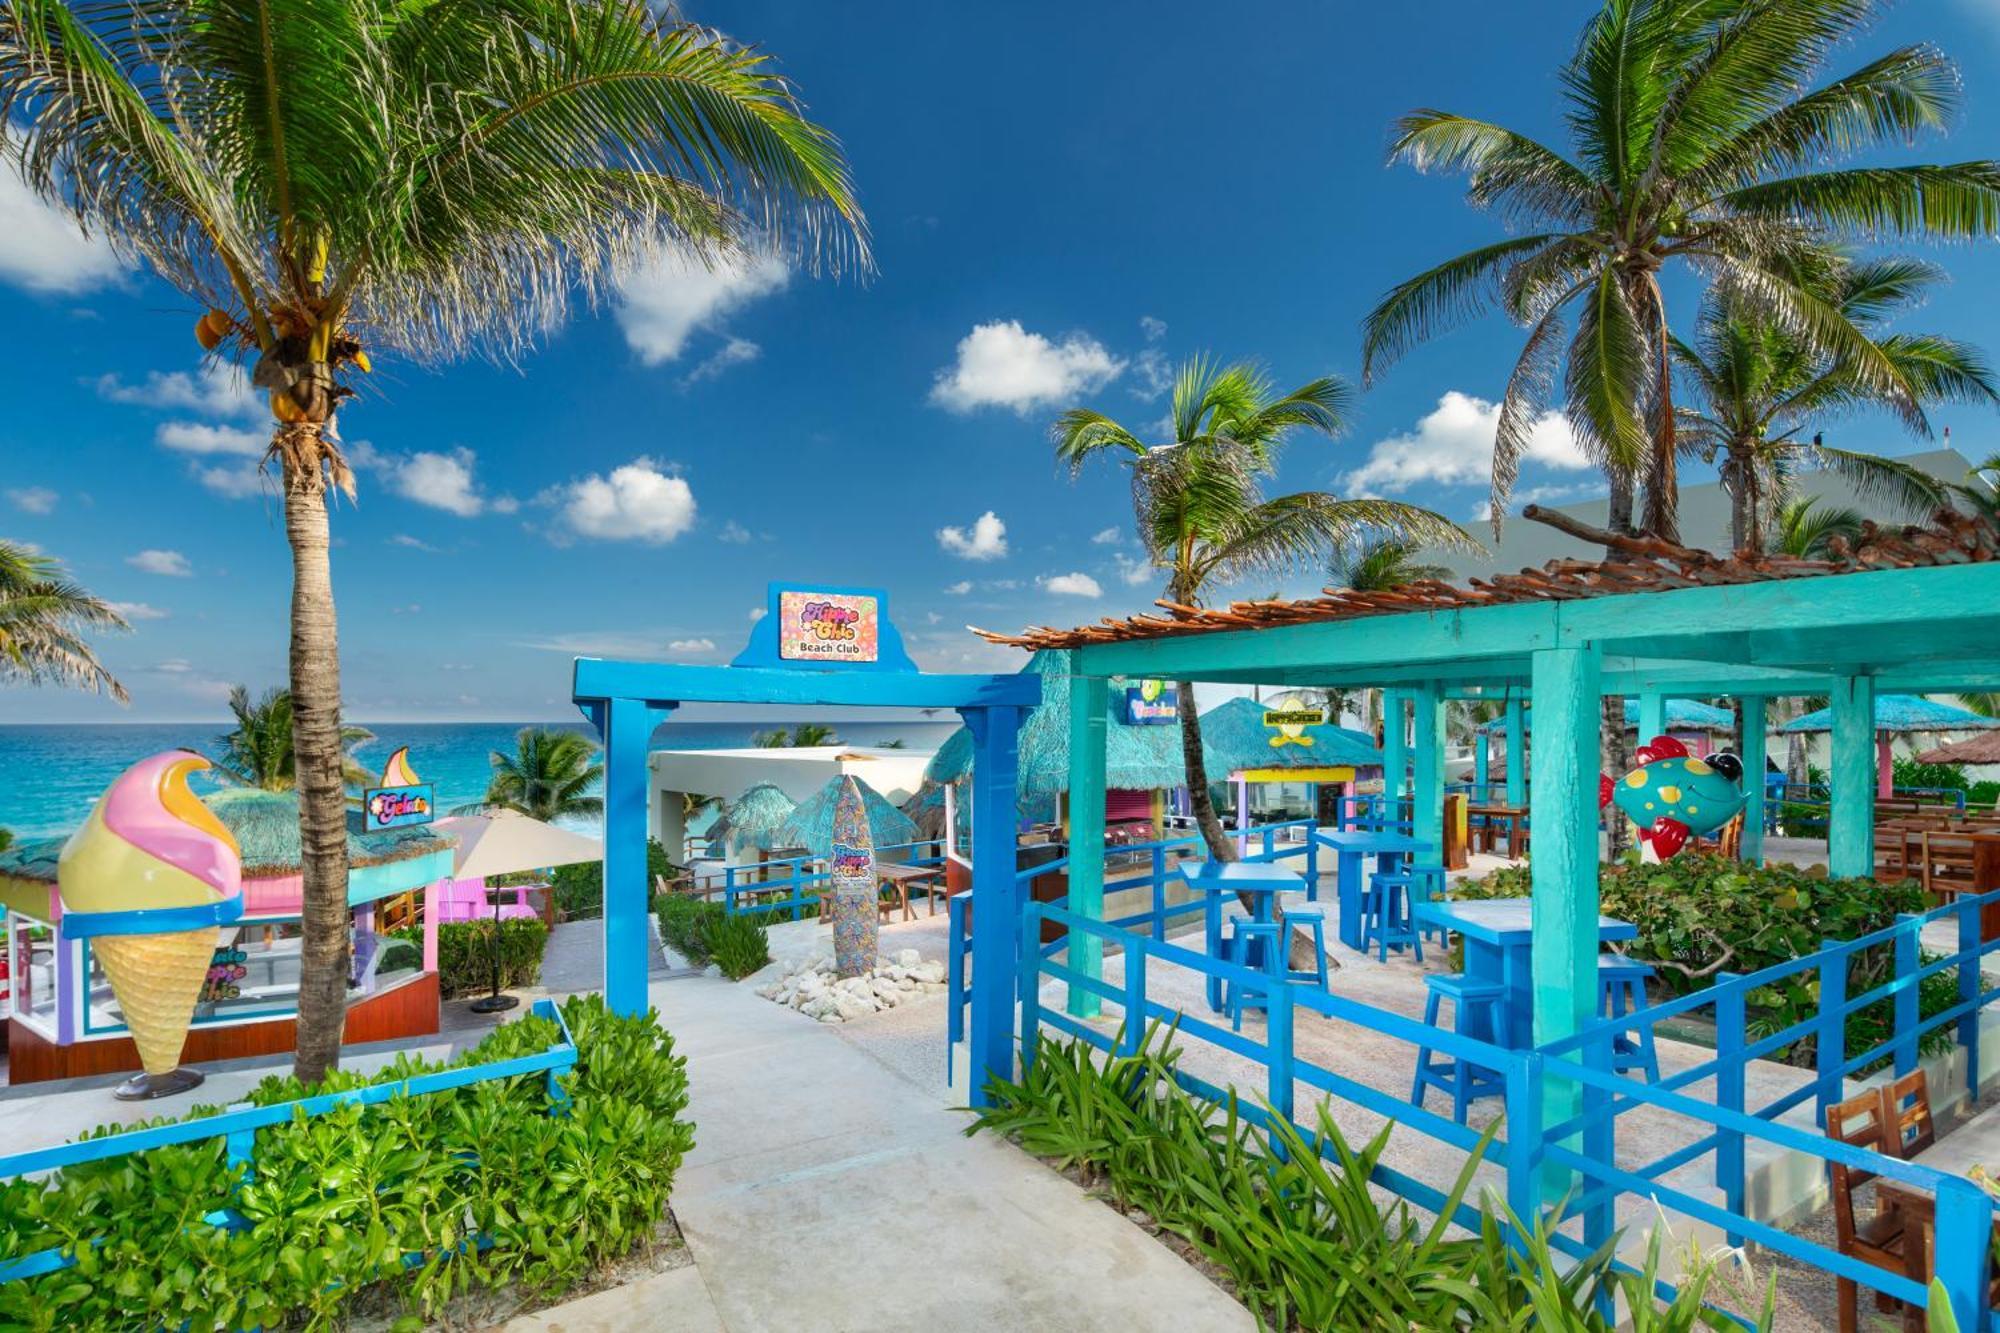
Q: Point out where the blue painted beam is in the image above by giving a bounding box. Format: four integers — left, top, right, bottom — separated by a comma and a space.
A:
1067, 675, 1108, 1020
592, 698, 673, 1015
573, 658, 1040, 710
1829, 677, 1878, 879
1739, 696, 1768, 866
965, 703, 1024, 1107
1412, 685, 1444, 852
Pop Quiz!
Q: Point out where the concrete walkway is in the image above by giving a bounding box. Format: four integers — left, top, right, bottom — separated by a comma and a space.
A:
634, 972, 1253, 1333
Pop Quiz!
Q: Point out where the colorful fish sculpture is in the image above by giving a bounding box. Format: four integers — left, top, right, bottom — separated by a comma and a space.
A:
1600, 736, 1748, 861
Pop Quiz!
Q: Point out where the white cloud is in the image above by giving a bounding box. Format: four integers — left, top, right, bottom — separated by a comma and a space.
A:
681, 337, 761, 387
6, 486, 56, 514
1343, 391, 1590, 495
929, 320, 1124, 415
749, 606, 768, 622
1112, 552, 1154, 586
548, 457, 696, 544
1131, 347, 1173, 399
944, 580, 972, 595
937, 510, 1009, 561
1469, 482, 1607, 522
156, 420, 265, 457
106, 601, 167, 621
0, 166, 126, 294
100, 363, 261, 420
668, 637, 717, 656
1042, 571, 1102, 597
388, 447, 497, 518
195, 463, 268, 500
719, 520, 754, 544
1140, 315, 1167, 341
614, 248, 788, 366
1090, 526, 1122, 544
389, 534, 439, 552
127, 548, 193, 577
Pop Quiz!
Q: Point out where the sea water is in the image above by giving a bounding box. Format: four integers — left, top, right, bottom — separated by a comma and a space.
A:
0, 720, 957, 841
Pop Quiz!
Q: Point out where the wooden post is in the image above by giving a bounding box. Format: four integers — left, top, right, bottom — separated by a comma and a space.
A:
591, 696, 674, 1016
1638, 691, 1665, 744
1829, 676, 1877, 879
1739, 695, 1768, 866
964, 703, 1024, 1107
1412, 685, 1444, 854
1530, 645, 1602, 1172
1877, 735, 1895, 800
1504, 697, 1526, 809
1067, 674, 1108, 1020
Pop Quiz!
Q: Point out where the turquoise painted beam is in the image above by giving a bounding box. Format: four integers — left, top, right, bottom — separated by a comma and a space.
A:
1067, 674, 1108, 1020
1529, 645, 1601, 1183
591, 697, 674, 1016
964, 704, 1025, 1107
574, 658, 1040, 711
1473, 727, 1490, 800
1638, 691, 1666, 743
1412, 686, 1444, 851
1383, 690, 1409, 799
1829, 677, 1878, 878
1739, 695, 1768, 866
1504, 699, 1526, 807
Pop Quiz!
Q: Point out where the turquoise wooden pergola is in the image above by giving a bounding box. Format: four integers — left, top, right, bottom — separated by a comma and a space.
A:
1000, 522, 2000, 1085
573, 583, 1039, 1102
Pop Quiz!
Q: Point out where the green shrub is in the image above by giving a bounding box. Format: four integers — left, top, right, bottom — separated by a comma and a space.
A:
391, 918, 549, 999
539, 838, 673, 921
1454, 855, 1951, 1068
653, 894, 774, 979
0, 995, 693, 1332
973, 1026, 1769, 1331
1970, 780, 2000, 810
1893, 758, 1968, 795
704, 912, 772, 979
376, 938, 422, 974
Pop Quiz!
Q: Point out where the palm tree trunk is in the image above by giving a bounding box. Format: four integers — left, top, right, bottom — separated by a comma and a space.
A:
285, 456, 352, 1085
1722, 446, 1752, 553
1607, 469, 1637, 536
1601, 694, 1631, 859
1178, 680, 1234, 863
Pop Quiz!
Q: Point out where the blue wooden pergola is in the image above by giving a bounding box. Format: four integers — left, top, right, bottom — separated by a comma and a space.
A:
573, 583, 1038, 1102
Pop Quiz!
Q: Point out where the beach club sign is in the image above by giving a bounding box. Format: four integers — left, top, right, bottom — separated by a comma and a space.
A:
735, 582, 920, 673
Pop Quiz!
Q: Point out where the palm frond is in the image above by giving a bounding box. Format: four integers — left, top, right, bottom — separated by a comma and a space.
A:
1360, 233, 1561, 383
1810, 444, 1952, 517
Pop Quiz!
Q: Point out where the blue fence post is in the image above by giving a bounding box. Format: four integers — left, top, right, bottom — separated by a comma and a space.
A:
1306, 826, 1320, 900
1715, 972, 1746, 1242
1505, 1051, 1545, 1240
1152, 846, 1166, 939
1934, 1176, 1996, 1331
723, 864, 736, 915
1019, 901, 1045, 1071
1895, 913, 1921, 1080
1816, 941, 1847, 1127
1267, 982, 1295, 1128
946, 893, 967, 1066
1121, 940, 1148, 1056
224, 1106, 255, 1179
1582, 1029, 1615, 1255
1960, 894, 1983, 1098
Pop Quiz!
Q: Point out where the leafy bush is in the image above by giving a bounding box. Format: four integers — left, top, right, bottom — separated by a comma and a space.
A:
391, 917, 549, 999
973, 1026, 1768, 1331
654, 894, 772, 979
1893, 758, 1968, 795
1973, 780, 2000, 810
1454, 855, 1951, 1068
542, 837, 673, 921
0, 995, 693, 1332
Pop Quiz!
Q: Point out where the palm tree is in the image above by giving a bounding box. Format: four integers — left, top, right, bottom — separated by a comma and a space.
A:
214, 686, 374, 793
1673, 256, 1997, 551
754, 722, 839, 748
1363, 1, 2000, 543
1951, 453, 2000, 524
1054, 356, 1471, 863
1770, 495, 1866, 558
483, 728, 604, 823
0, 1, 865, 1081
1329, 534, 1454, 592
0, 539, 127, 701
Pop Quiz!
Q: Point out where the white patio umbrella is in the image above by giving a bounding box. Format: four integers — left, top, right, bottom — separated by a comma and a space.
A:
429, 810, 601, 1013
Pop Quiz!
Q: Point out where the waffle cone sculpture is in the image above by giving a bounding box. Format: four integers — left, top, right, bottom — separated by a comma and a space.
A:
58, 752, 243, 1098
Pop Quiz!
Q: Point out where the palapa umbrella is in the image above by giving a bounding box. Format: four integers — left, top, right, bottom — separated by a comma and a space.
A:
1781, 695, 2000, 798
707, 783, 799, 855
1913, 730, 2000, 767
777, 775, 919, 858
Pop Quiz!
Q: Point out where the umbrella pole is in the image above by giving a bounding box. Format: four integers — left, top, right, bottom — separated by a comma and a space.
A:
470, 878, 519, 1015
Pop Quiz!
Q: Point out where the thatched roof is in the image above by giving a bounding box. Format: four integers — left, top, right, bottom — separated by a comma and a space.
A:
776, 776, 920, 857
0, 787, 458, 885
1781, 694, 2000, 735
901, 777, 969, 842
1914, 731, 2000, 765
1479, 698, 1734, 736
922, 649, 1186, 796
709, 783, 798, 853
1196, 696, 1382, 775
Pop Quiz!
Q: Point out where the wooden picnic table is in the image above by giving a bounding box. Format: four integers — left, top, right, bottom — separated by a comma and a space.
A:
877, 862, 945, 920
1467, 803, 1529, 858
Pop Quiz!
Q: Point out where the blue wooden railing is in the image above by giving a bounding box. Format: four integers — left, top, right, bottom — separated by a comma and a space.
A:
1006, 879, 2000, 1328
702, 838, 947, 919
0, 997, 578, 1286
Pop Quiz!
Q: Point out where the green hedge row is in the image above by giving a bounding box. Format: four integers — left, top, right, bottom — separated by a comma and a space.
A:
389, 918, 550, 999
0, 995, 694, 1332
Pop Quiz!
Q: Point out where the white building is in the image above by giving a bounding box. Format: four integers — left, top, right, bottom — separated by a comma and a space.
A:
647, 745, 935, 864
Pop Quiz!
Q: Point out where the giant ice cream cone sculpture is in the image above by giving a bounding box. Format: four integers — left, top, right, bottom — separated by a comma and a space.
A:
57, 752, 243, 1099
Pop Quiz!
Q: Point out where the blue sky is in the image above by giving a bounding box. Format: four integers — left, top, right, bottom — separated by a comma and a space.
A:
3, 0, 1998, 722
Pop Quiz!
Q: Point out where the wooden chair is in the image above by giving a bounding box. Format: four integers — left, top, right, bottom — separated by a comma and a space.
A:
1881, 1071, 1936, 1160
1917, 831, 1979, 903
1827, 1087, 1920, 1333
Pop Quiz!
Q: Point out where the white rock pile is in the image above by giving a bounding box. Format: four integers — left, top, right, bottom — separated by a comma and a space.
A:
757, 947, 948, 1023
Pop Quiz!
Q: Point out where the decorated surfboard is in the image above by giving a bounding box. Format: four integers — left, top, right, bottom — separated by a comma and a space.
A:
828, 776, 879, 978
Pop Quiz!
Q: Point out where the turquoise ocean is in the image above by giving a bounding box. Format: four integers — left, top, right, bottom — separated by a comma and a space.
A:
0, 720, 958, 841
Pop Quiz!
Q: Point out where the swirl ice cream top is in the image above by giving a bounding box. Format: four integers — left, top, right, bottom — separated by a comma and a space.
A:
57, 751, 244, 928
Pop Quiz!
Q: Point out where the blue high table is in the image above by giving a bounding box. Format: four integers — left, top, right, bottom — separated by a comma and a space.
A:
1179, 861, 1308, 1012
1414, 898, 1637, 1049
1312, 829, 1432, 952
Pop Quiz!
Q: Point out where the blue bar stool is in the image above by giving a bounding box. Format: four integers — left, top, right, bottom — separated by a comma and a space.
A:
1599, 953, 1660, 1083
1362, 871, 1423, 963
1226, 920, 1283, 1032
1410, 973, 1506, 1124
1281, 909, 1329, 988
1404, 863, 1448, 943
